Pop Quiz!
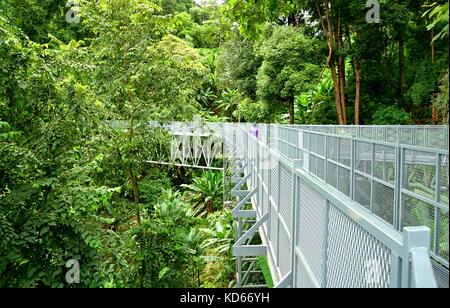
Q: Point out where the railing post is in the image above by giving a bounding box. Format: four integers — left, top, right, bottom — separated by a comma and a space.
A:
370, 142, 375, 212
401, 227, 436, 288
307, 130, 311, 172
434, 154, 441, 255
350, 137, 356, 201
394, 144, 404, 230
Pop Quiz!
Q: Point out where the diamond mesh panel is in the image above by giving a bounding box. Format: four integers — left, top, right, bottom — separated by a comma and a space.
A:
266, 197, 272, 236
327, 136, 339, 162
316, 157, 325, 181
403, 150, 437, 201
327, 162, 338, 189
386, 127, 398, 144
355, 174, 371, 210
338, 167, 351, 197
401, 127, 413, 146
270, 160, 280, 205
339, 138, 352, 167
356, 141, 372, 175
310, 155, 317, 177
261, 146, 270, 182
261, 185, 268, 216
373, 182, 395, 225
270, 204, 279, 264
298, 131, 305, 149
257, 180, 262, 216
304, 131, 309, 150
402, 195, 436, 252
432, 259, 449, 289
297, 181, 325, 283
429, 127, 447, 149
295, 258, 316, 288
310, 134, 317, 154
374, 144, 396, 183
279, 165, 293, 231
438, 208, 449, 261
316, 134, 326, 157
279, 227, 291, 276
415, 127, 426, 148
326, 206, 391, 288
360, 127, 373, 140
289, 128, 297, 146
374, 127, 384, 142
440, 154, 449, 206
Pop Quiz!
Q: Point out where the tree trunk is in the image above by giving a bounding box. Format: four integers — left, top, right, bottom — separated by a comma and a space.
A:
289, 100, 295, 125
324, 0, 344, 125
127, 106, 141, 225
432, 106, 438, 124
207, 200, 213, 214
128, 164, 141, 225
355, 58, 361, 125
399, 31, 406, 98
330, 59, 344, 125
431, 29, 438, 124
345, 25, 356, 77
337, 17, 347, 124
122, 42, 141, 225
431, 28, 435, 64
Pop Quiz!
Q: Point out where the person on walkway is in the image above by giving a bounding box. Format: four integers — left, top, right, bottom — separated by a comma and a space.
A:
250, 124, 259, 138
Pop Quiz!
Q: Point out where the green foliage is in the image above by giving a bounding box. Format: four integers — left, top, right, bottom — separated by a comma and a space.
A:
256, 25, 321, 123
133, 189, 197, 288
258, 256, 274, 288
0, 0, 233, 288
160, 0, 195, 14
1, 0, 449, 289
217, 33, 262, 100
235, 98, 271, 123
407, 58, 443, 106
182, 171, 224, 215
423, 2, 449, 42
198, 211, 235, 288
0, 0, 86, 43
433, 69, 449, 124
295, 71, 336, 124
372, 106, 412, 125
225, 0, 301, 37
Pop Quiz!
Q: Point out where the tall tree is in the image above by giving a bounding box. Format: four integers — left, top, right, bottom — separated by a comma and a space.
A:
256, 25, 321, 124
81, 0, 205, 222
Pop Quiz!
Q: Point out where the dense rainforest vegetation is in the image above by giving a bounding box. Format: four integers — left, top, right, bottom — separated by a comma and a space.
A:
0, 0, 448, 287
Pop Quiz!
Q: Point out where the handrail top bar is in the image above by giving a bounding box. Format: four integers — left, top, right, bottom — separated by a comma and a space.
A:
148, 121, 449, 152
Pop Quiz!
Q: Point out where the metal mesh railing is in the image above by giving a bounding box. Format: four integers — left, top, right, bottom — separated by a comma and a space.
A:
154, 122, 447, 288
271, 125, 449, 283
228, 123, 446, 288
292, 125, 449, 150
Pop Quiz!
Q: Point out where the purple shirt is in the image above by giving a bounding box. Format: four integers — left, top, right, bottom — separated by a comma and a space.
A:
250, 125, 259, 138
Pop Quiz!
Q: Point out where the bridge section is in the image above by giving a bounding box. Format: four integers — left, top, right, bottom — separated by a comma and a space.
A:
149, 122, 449, 288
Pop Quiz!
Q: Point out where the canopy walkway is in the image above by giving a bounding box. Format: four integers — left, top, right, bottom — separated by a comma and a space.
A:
148, 122, 449, 288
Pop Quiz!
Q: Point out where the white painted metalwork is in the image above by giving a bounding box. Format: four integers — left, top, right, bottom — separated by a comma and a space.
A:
148, 121, 449, 288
